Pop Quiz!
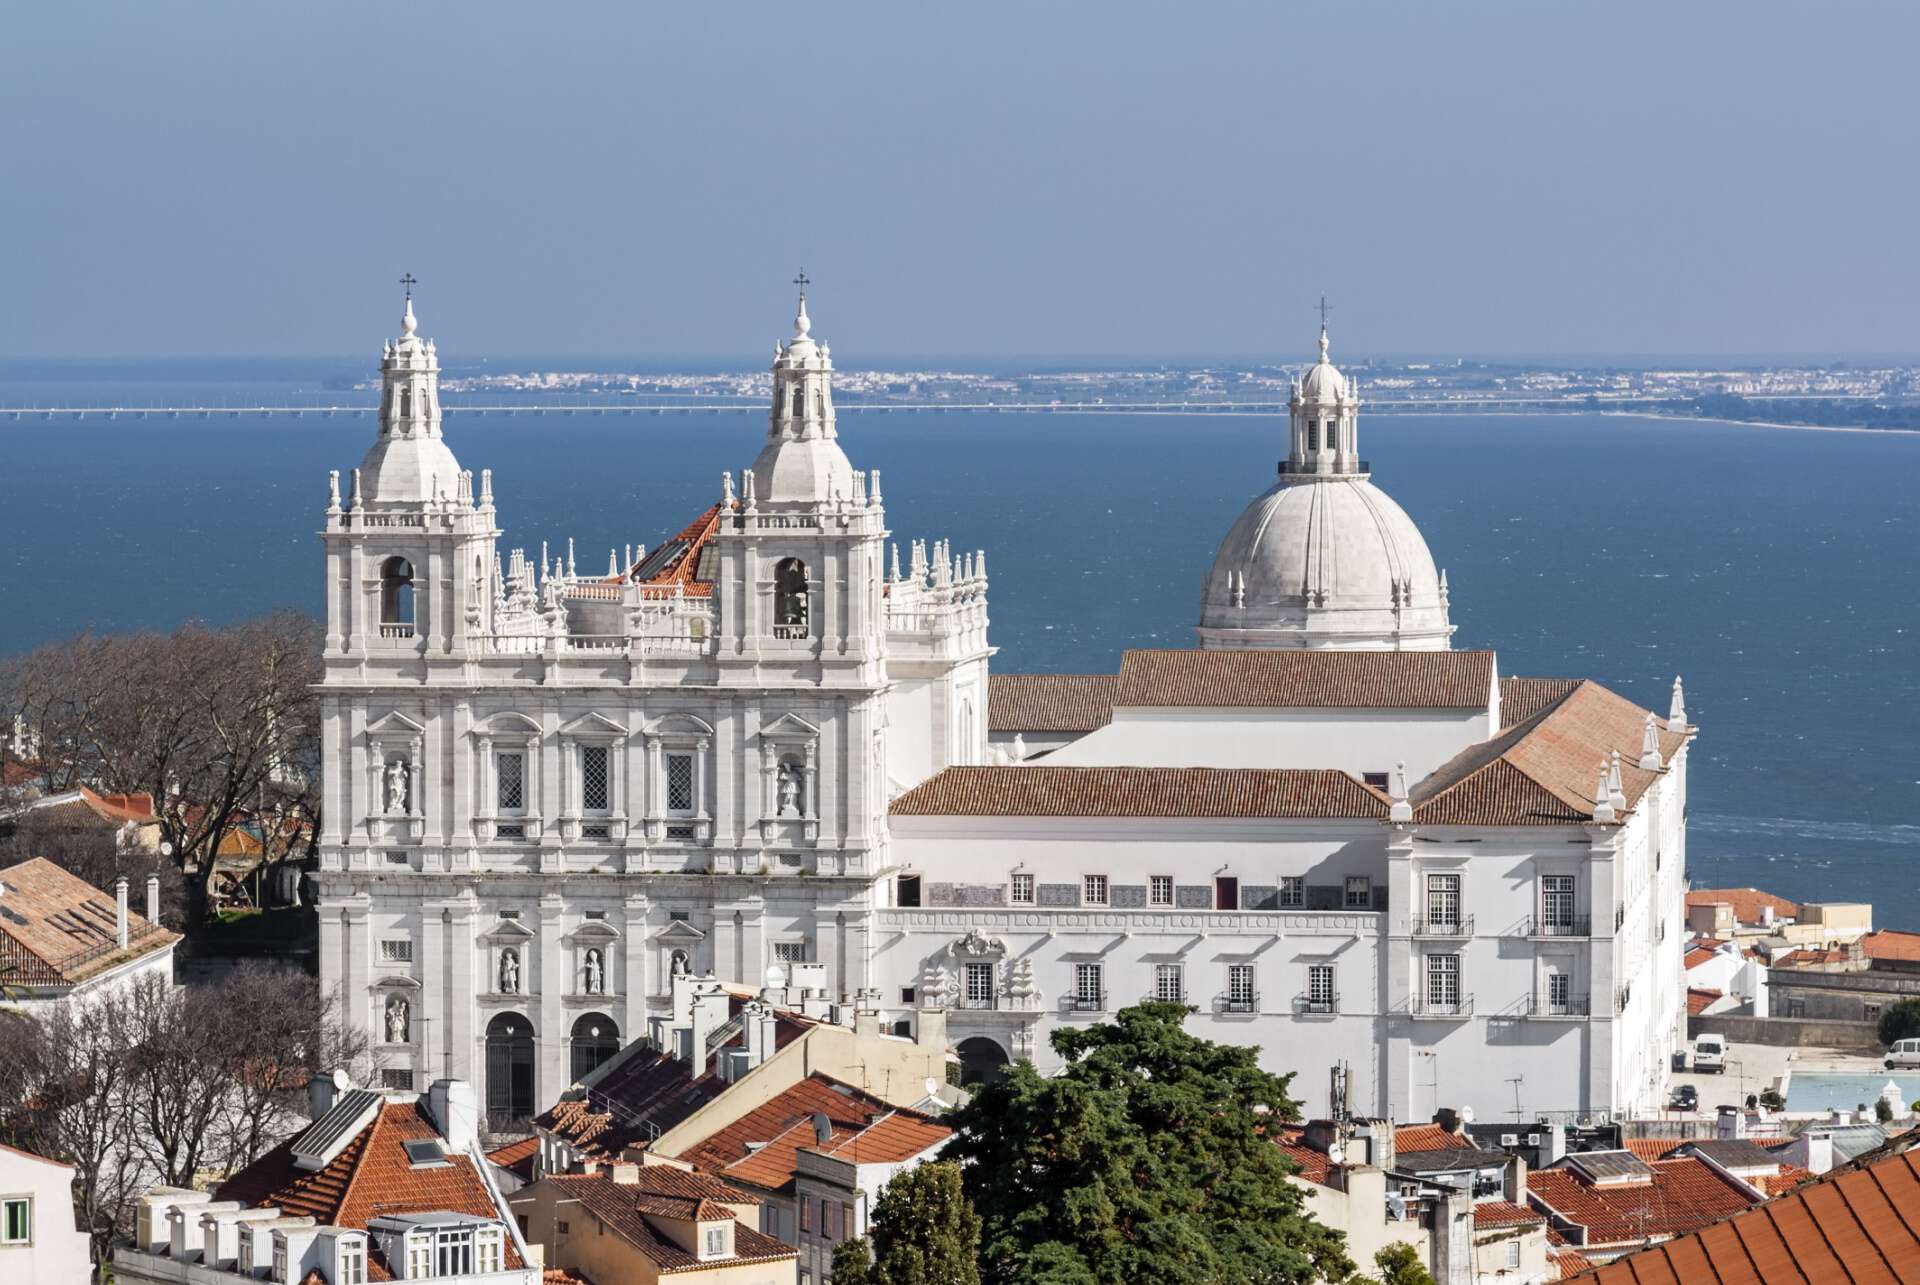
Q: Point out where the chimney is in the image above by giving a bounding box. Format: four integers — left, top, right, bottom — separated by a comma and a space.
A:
608, 1162, 639, 1185
1803, 1131, 1834, 1175
1505, 1155, 1529, 1205
308, 1068, 350, 1121
115, 877, 129, 948
687, 980, 731, 1075
146, 873, 161, 924
1717, 1105, 1746, 1139
743, 1001, 779, 1071
429, 1080, 478, 1152
914, 1007, 947, 1055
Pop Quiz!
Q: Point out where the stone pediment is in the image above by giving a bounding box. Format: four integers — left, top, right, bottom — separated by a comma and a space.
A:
571, 919, 621, 942
366, 711, 427, 738
474, 711, 543, 736
647, 713, 715, 739
758, 713, 822, 740
373, 973, 422, 991
481, 918, 538, 943
559, 711, 627, 738
653, 920, 707, 944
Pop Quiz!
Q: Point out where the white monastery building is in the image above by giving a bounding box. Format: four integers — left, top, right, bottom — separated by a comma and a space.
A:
316, 286, 1690, 1127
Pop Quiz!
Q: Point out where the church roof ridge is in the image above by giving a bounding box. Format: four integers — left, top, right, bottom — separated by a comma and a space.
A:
1114, 648, 1494, 710
889, 764, 1391, 820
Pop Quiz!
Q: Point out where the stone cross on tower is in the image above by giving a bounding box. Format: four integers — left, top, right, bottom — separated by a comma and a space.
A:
400, 272, 418, 299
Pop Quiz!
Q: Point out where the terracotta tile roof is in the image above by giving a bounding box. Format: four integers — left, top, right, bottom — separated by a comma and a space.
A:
1572, 1139, 1920, 1282
1687, 987, 1723, 1016
216, 1100, 522, 1277
1551, 1248, 1594, 1279
1685, 888, 1801, 925
544, 1173, 794, 1273
1528, 1157, 1760, 1247
1759, 1164, 1812, 1197
1861, 930, 1920, 962
823, 1109, 951, 1165
612, 505, 723, 599
486, 1136, 540, 1183
987, 674, 1118, 733
1623, 1139, 1684, 1163
1114, 648, 1495, 709
0, 858, 179, 986
889, 765, 1390, 820
1271, 1128, 1333, 1186
1476, 1200, 1546, 1229
1683, 945, 1725, 970
1396, 1123, 1470, 1154
1412, 680, 1687, 827
544, 1270, 594, 1285
1501, 676, 1583, 729
674, 1076, 945, 1192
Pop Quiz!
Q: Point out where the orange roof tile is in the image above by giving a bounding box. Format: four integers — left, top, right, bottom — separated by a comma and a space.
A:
1501, 677, 1583, 729
1682, 946, 1721, 970
1685, 888, 1801, 925
1114, 648, 1495, 709
1528, 1157, 1760, 1247
822, 1109, 951, 1165
890, 765, 1390, 819
1271, 1128, 1333, 1186
1475, 1200, 1546, 1229
1551, 1248, 1594, 1279
1623, 1139, 1684, 1162
987, 674, 1118, 733
217, 1100, 523, 1277
1413, 680, 1686, 827
487, 1135, 540, 1183
0, 857, 179, 986
672, 1075, 944, 1193
621, 505, 723, 598
542, 1172, 794, 1272
1573, 1139, 1920, 1282
1861, 930, 1920, 962
1395, 1123, 1467, 1154
1686, 987, 1723, 1016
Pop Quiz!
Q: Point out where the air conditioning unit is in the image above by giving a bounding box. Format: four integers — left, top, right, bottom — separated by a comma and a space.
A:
1527, 1133, 1543, 1146
1500, 1133, 1519, 1147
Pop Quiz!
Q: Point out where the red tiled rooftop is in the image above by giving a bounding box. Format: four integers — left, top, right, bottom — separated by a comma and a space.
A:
1686, 987, 1723, 1016
1115, 647, 1496, 710
673, 1075, 948, 1193
1272, 1128, 1333, 1186
1685, 887, 1800, 925
486, 1135, 540, 1183
987, 674, 1117, 733
1573, 1139, 1920, 1282
1475, 1200, 1545, 1229
1551, 1248, 1595, 1279
0, 857, 179, 985
543, 1172, 794, 1273
1861, 929, 1920, 962
1396, 1123, 1470, 1154
1528, 1157, 1760, 1246
1622, 1139, 1684, 1163
890, 765, 1390, 819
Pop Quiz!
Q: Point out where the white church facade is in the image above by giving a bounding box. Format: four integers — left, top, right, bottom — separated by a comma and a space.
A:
315, 287, 1689, 1127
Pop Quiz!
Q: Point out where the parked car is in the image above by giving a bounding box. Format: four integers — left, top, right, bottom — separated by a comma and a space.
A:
1886, 1037, 1920, 1070
1693, 1034, 1727, 1073
1669, 1084, 1699, 1111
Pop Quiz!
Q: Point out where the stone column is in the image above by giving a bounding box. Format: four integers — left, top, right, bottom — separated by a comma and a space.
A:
446, 899, 476, 1084
420, 902, 446, 1084
343, 899, 372, 1048
622, 895, 649, 1039
538, 897, 566, 1098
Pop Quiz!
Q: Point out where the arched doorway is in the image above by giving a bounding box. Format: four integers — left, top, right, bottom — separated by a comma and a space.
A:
485, 1012, 535, 1124
957, 1036, 1011, 1088
571, 1013, 620, 1082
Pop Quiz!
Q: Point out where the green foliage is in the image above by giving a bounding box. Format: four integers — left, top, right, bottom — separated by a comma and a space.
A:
1758, 1088, 1785, 1112
835, 1162, 981, 1285
1877, 999, 1920, 1048
1875, 1096, 1895, 1124
944, 1002, 1353, 1285
1374, 1243, 1436, 1285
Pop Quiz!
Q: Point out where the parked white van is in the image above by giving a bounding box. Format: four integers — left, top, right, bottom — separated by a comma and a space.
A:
1694, 1033, 1727, 1072
1886, 1038, 1920, 1070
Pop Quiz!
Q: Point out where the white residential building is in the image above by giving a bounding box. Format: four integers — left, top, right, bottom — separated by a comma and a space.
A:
314, 290, 1689, 1126
0, 860, 179, 1010
0, 1142, 91, 1285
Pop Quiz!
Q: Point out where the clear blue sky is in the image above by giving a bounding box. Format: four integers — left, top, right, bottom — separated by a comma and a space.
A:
4, 1, 1915, 360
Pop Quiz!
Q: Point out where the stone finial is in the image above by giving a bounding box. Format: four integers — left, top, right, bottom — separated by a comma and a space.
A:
349, 468, 363, 511
540, 542, 550, 583
870, 469, 883, 506
722, 471, 735, 508
1669, 675, 1688, 734
1011, 733, 1027, 763
326, 470, 341, 514
1639, 712, 1664, 771
1607, 751, 1627, 812
566, 538, 577, 578
1592, 760, 1616, 824
743, 470, 757, 512
1388, 761, 1412, 823
1439, 568, 1450, 602
976, 549, 987, 581
480, 468, 494, 507
890, 544, 902, 583
607, 549, 618, 577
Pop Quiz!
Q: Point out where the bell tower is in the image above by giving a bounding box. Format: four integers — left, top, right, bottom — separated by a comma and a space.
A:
1286, 320, 1364, 477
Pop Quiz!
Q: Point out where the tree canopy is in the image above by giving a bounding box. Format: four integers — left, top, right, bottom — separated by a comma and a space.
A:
1877, 998, 1920, 1048
1374, 1243, 1436, 1285
831, 1160, 981, 1285
943, 1002, 1352, 1285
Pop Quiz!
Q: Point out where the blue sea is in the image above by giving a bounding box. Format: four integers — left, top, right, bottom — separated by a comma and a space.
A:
2, 378, 1917, 925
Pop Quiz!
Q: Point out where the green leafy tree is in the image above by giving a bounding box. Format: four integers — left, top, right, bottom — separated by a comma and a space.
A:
944, 1002, 1353, 1285
1374, 1243, 1436, 1285
831, 1161, 981, 1285
1877, 998, 1920, 1048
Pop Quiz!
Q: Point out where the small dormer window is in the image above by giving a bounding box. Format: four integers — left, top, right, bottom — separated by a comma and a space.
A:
704, 1223, 728, 1258
337, 1235, 368, 1285
476, 1226, 504, 1274
406, 1232, 432, 1279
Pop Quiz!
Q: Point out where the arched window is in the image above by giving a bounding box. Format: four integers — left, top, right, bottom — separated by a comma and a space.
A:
789, 384, 803, 419
570, 1013, 620, 1082
1306, 421, 1319, 452
484, 1013, 535, 1125
956, 1036, 1011, 1087
400, 386, 413, 419
773, 558, 809, 639
379, 557, 415, 636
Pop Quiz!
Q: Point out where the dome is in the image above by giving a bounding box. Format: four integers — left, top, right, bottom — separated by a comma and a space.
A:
1297, 327, 1350, 404
749, 434, 856, 506
358, 430, 464, 506
1196, 474, 1453, 650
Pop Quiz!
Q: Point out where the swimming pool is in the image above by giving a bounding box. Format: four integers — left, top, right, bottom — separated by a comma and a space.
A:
1783, 1072, 1920, 1113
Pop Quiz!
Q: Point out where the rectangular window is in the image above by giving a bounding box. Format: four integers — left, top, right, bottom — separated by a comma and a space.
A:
1215, 877, 1239, 910
581, 745, 610, 812
496, 751, 526, 814
1426, 954, 1460, 1009
378, 938, 413, 963
1426, 873, 1461, 929
436, 1227, 474, 1275
1227, 963, 1256, 1009
965, 961, 995, 1007
1506, 1240, 1520, 1268
273, 1239, 287, 1282
1010, 872, 1035, 905
1074, 962, 1103, 1010
821, 1198, 834, 1241
380, 1068, 415, 1091
1308, 963, 1336, 1011
774, 941, 811, 964
665, 753, 695, 814
1363, 771, 1390, 790
1, 1198, 28, 1244
897, 874, 922, 908
1345, 876, 1372, 909
1547, 972, 1571, 1012
408, 1237, 432, 1277
843, 1203, 855, 1239
800, 1199, 812, 1233
1082, 874, 1109, 907
1154, 963, 1184, 1002
1149, 875, 1174, 907
1280, 877, 1305, 908
337, 1239, 367, 1285
1541, 875, 1576, 933
1308, 422, 1319, 450
476, 1230, 503, 1274
705, 1226, 726, 1257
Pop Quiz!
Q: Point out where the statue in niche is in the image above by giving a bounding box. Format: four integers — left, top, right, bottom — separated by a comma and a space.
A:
777, 761, 802, 817
669, 949, 690, 977
584, 948, 604, 995
385, 995, 410, 1044
385, 758, 410, 814
499, 948, 520, 994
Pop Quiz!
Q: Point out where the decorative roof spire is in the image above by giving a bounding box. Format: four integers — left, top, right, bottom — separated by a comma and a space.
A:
1388, 761, 1412, 823
1591, 760, 1616, 824
1607, 750, 1627, 812
792, 269, 811, 340
1668, 675, 1688, 734
400, 273, 418, 337
1639, 712, 1664, 771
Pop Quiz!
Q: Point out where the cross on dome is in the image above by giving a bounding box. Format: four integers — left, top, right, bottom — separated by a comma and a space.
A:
792, 270, 812, 339
400, 273, 419, 337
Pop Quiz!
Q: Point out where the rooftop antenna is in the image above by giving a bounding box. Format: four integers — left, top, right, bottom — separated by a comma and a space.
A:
1508, 1076, 1525, 1123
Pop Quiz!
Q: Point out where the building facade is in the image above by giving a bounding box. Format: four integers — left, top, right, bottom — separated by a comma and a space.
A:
316, 293, 1688, 1125
0, 1143, 91, 1285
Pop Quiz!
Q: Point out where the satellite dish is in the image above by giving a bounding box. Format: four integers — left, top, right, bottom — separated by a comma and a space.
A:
924, 1077, 940, 1098
1326, 1141, 1345, 1166
764, 963, 787, 990
160, 841, 174, 857
331, 1068, 352, 1092
1461, 1107, 1476, 1125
